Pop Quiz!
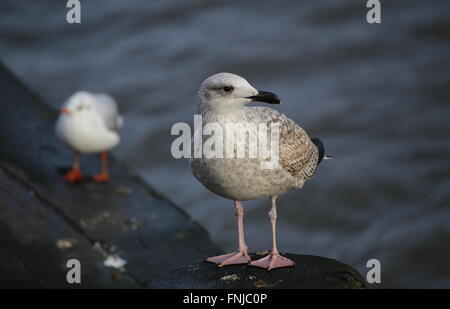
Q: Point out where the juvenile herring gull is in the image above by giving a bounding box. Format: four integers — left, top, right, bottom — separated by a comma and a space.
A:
191, 73, 331, 270
55, 91, 123, 183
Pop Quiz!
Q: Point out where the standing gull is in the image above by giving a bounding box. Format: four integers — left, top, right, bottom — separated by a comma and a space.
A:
56, 91, 123, 183
191, 73, 331, 270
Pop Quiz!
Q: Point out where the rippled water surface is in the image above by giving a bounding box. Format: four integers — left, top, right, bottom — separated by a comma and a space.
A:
1, 0, 449, 288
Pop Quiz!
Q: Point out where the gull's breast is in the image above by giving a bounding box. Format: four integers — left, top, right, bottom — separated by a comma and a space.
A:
191, 157, 298, 201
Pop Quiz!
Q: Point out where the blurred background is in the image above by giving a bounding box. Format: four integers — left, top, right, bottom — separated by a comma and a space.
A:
0, 0, 449, 288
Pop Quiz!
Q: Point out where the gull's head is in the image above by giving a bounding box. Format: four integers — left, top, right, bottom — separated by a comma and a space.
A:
60, 91, 97, 115
197, 73, 281, 113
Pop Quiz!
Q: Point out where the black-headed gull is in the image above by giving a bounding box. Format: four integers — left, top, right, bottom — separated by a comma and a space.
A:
55, 91, 123, 183
190, 73, 332, 270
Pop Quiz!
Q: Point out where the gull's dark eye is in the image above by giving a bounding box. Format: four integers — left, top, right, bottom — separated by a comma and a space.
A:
223, 85, 233, 93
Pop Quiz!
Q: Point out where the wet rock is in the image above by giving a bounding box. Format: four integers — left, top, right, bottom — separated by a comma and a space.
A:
160, 253, 366, 289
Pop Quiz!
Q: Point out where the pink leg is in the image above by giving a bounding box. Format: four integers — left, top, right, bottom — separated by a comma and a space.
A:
250, 196, 295, 270
206, 201, 251, 266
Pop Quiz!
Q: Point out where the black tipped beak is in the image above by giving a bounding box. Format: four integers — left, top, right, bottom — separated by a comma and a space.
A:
247, 90, 282, 104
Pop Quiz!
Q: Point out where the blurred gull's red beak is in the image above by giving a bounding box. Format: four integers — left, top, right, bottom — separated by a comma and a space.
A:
60, 108, 70, 114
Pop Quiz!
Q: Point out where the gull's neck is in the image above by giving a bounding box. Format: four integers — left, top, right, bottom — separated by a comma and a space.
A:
68, 111, 103, 126
198, 97, 248, 123
199, 107, 246, 124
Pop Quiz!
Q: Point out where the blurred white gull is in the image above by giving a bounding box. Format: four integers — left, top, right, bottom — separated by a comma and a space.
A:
191, 73, 332, 270
55, 91, 123, 183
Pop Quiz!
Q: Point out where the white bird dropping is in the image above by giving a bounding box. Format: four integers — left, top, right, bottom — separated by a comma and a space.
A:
55, 91, 123, 183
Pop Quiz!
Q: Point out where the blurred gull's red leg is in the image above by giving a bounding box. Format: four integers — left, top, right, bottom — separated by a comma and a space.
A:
64, 152, 83, 183
92, 151, 110, 183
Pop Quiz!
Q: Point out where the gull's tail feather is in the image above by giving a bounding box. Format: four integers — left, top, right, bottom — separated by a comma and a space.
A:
311, 138, 334, 165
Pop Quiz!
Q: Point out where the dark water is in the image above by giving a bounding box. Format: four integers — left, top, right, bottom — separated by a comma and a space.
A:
1, 0, 450, 288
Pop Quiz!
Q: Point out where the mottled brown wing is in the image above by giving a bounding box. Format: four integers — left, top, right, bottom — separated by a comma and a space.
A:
277, 117, 319, 180
243, 106, 319, 181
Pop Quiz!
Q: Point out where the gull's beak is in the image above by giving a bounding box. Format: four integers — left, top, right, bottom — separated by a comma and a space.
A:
247, 90, 282, 104
60, 108, 70, 115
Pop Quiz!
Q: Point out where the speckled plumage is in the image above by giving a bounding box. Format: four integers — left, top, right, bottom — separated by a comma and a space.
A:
191, 72, 325, 269
191, 106, 319, 201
